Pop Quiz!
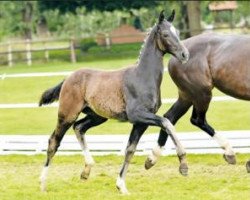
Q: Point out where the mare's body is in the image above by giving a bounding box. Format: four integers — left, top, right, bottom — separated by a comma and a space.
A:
148, 33, 250, 168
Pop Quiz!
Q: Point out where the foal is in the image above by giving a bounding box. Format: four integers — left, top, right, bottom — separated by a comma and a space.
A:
146, 33, 250, 170
39, 10, 189, 194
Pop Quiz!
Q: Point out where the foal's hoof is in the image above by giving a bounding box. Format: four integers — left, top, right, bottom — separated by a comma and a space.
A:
80, 172, 89, 180
80, 165, 91, 180
144, 157, 156, 170
223, 154, 236, 165
179, 163, 188, 176
246, 160, 250, 173
116, 177, 130, 195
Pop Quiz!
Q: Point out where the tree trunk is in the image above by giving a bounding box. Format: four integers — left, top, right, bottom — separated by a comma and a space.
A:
22, 2, 33, 39
186, 1, 201, 36
178, 1, 190, 39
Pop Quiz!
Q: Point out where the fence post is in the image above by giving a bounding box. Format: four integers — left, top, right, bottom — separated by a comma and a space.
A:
105, 33, 111, 49
70, 38, 76, 63
44, 41, 49, 62
7, 42, 13, 67
26, 39, 32, 66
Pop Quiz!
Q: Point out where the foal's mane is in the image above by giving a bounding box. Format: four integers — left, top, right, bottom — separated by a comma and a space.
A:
136, 25, 157, 63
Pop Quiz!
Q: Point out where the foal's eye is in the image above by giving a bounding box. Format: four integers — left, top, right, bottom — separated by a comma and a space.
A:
176, 30, 180, 36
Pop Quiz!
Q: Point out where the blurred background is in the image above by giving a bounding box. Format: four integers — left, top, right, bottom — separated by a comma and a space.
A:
0, 0, 249, 66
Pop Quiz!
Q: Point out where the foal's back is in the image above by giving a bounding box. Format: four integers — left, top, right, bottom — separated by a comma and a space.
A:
59, 67, 134, 120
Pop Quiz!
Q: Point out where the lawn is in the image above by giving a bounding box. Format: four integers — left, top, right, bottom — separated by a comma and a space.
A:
0, 154, 249, 200
0, 73, 225, 103
0, 101, 249, 135
0, 59, 249, 135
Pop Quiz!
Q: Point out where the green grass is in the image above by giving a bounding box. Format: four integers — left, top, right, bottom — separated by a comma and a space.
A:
0, 59, 248, 135
0, 72, 225, 103
0, 154, 249, 200
0, 101, 249, 135
0, 57, 138, 74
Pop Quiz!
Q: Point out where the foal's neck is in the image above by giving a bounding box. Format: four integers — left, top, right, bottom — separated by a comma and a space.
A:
137, 28, 164, 77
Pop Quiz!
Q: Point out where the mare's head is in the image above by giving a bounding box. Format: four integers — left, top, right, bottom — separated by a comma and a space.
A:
155, 10, 189, 63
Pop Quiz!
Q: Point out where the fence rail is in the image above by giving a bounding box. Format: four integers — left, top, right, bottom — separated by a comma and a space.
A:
0, 38, 77, 66
0, 25, 249, 67
0, 130, 249, 155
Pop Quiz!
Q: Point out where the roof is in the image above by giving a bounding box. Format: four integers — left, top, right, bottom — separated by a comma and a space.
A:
209, 1, 238, 11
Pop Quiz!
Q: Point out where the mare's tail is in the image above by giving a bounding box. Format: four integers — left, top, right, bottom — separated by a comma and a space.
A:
39, 81, 64, 106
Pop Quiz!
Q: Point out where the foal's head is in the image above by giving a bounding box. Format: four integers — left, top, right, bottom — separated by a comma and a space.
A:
155, 10, 189, 63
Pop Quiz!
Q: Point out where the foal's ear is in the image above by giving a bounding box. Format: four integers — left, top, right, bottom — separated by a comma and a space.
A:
167, 9, 175, 23
158, 10, 165, 24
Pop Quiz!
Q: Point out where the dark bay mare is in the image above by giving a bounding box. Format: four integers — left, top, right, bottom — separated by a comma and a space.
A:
144, 33, 250, 171
39, 10, 189, 194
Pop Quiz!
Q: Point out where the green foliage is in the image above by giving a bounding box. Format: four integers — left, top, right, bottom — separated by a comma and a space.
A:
38, 0, 158, 13
78, 38, 97, 52
0, 1, 250, 41
42, 8, 122, 38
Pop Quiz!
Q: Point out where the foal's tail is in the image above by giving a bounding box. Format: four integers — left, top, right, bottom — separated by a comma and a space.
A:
39, 81, 64, 106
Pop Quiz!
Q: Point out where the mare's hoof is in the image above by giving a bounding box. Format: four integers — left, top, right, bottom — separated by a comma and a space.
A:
223, 154, 236, 165
246, 160, 250, 173
179, 163, 188, 176
144, 157, 156, 170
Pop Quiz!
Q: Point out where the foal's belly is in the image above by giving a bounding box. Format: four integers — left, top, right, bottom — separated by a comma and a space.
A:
87, 93, 127, 120
85, 72, 127, 120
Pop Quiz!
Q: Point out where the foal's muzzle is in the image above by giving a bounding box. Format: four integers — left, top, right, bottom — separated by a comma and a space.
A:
174, 44, 189, 64
180, 49, 189, 64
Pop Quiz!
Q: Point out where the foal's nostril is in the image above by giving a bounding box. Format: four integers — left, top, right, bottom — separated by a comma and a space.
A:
181, 52, 186, 59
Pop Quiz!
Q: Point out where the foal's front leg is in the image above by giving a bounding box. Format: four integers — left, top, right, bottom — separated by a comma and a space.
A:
116, 124, 148, 194
128, 110, 188, 176
145, 98, 191, 175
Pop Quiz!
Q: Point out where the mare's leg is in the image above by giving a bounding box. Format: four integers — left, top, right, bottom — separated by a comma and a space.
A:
145, 97, 192, 175
73, 113, 107, 180
116, 124, 148, 194
40, 115, 74, 192
191, 98, 236, 164
246, 160, 250, 173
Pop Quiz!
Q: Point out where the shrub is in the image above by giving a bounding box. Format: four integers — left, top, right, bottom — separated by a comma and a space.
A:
78, 38, 97, 52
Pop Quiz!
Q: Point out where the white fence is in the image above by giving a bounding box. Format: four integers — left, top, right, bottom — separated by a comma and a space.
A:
0, 130, 249, 155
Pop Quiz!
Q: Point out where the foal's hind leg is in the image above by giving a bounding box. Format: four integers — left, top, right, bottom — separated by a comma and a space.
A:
40, 89, 84, 191
73, 113, 107, 180
40, 116, 74, 192
145, 97, 192, 176
191, 98, 236, 164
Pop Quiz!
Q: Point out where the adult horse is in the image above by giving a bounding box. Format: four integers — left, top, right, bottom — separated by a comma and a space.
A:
39, 10, 189, 194
145, 33, 250, 170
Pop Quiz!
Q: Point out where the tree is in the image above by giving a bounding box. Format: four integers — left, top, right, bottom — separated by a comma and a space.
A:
38, 0, 158, 13
177, 1, 201, 38
187, 1, 202, 36
21, 1, 34, 39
